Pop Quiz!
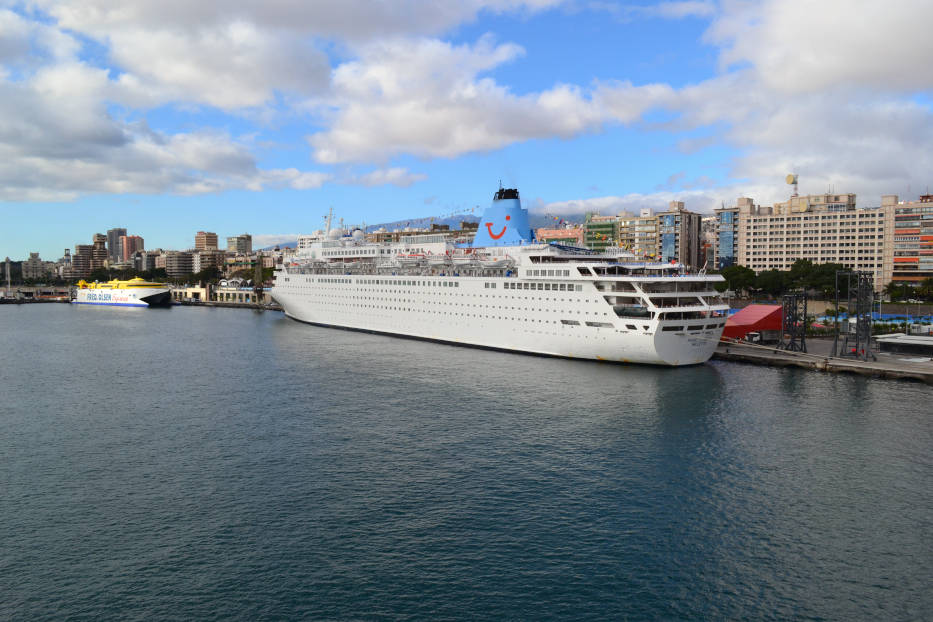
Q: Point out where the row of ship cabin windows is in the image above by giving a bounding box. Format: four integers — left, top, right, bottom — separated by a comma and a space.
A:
319, 277, 460, 288
528, 269, 572, 277
503, 282, 583, 292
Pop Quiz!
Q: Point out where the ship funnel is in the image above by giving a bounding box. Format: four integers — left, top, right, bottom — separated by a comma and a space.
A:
470, 187, 533, 247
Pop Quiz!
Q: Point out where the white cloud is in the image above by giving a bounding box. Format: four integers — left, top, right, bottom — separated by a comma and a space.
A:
0, 8, 78, 65
708, 0, 933, 93
350, 168, 428, 187
39, 0, 565, 43
0, 77, 331, 201
308, 37, 613, 163
3, 0, 933, 209
25, 0, 566, 110
651, 1, 716, 19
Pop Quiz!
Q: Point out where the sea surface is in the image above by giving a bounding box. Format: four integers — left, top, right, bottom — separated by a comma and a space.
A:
1, 304, 930, 621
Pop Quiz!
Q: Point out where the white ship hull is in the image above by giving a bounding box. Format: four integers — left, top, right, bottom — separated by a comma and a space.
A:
72, 287, 170, 307
275, 186, 728, 366
273, 273, 725, 366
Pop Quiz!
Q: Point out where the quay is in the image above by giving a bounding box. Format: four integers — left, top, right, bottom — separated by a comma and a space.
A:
714, 338, 933, 384
176, 299, 281, 311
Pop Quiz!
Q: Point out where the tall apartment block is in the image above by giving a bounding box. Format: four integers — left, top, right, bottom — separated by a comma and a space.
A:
583, 214, 618, 251
195, 231, 219, 251
657, 201, 702, 269
227, 234, 252, 254
107, 228, 126, 263
885, 193, 933, 286
718, 191, 890, 291
617, 209, 659, 258
713, 200, 743, 269
91, 234, 108, 271
164, 251, 194, 278
120, 235, 144, 261
68, 244, 93, 279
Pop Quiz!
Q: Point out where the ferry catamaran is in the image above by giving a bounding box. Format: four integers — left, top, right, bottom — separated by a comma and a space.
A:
72, 277, 171, 307
271, 187, 729, 365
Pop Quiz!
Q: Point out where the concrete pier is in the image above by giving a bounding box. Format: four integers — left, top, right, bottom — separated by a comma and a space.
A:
714, 338, 933, 384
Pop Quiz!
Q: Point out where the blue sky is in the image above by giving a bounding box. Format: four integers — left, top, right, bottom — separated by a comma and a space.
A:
2, 0, 932, 259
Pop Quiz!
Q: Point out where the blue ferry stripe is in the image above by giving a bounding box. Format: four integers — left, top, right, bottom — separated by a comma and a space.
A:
71, 301, 148, 307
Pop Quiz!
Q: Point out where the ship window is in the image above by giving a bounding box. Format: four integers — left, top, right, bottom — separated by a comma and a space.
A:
705, 324, 719, 330
575, 285, 583, 291
585, 322, 614, 328
626, 324, 637, 330
547, 270, 554, 276
559, 284, 566, 291
560, 319, 580, 325
662, 326, 684, 332
544, 284, 551, 290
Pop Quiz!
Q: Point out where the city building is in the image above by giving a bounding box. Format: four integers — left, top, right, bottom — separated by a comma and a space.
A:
193, 249, 226, 274
120, 235, 144, 261
91, 234, 107, 270
656, 201, 702, 268
700, 215, 717, 269
734, 191, 890, 290
886, 193, 933, 287
226, 234, 252, 254
107, 227, 126, 263
713, 199, 744, 270
133, 251, 157, 272
57, 249, 71, 279
365, 223, 475, 244
195, 231, 219, 251
618, 209, 658, 258
21, 252, 52, 280
225, 253, 258, 276
583, 214, 618, 251
164, 251, 194, 278
68, 244, 93, 279
536, 226, 584, 246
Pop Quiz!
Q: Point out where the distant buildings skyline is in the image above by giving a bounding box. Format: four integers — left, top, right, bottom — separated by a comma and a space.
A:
8, 185, 933, 292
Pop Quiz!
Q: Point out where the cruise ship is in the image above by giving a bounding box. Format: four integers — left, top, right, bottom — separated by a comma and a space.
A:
72, 277, 171, 307
271, 188, 729, 365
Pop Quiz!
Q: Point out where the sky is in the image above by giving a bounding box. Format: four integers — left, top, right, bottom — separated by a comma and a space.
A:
2, 0, 933, 259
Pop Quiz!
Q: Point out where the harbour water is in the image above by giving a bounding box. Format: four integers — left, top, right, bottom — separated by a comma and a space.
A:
1, 305, 930, 621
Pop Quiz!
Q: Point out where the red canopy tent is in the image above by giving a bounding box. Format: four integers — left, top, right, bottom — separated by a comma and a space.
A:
722, 304, 782, 341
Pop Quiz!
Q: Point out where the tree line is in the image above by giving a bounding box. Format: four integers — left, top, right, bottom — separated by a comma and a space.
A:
716, 259, 933, 301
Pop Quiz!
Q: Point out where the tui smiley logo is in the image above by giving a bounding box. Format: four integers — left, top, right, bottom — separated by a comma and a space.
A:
485, 214, 510, 239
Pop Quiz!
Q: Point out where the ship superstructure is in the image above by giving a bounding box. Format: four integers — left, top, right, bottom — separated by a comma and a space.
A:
72, 277, 171, 307
272, 188, 729, 365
